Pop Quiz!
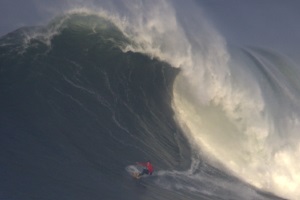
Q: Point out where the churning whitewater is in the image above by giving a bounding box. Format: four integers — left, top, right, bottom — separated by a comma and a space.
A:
0, 1, 299, 200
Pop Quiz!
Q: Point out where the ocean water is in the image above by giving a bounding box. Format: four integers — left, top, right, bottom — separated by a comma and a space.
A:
0, 1, 299, 200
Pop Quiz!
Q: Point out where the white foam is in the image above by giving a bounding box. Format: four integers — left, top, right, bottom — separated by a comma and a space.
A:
172, 49, 300, 199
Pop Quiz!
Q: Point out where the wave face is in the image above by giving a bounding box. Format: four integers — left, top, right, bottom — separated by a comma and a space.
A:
0, 14, 193, 200
0, 2, 298, 200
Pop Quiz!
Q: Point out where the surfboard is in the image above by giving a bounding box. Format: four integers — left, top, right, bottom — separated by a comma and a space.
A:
126, 165, 141, 179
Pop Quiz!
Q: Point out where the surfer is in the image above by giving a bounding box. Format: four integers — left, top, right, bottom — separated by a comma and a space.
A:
136, 161, 154, 177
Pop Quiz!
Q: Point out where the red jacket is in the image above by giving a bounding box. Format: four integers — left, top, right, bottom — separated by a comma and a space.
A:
137, 162, 154, 173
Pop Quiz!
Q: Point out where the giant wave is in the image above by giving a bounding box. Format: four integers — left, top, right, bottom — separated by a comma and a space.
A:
1, 2, 299, 200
